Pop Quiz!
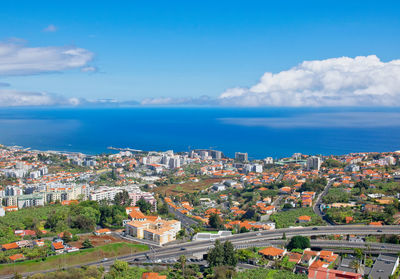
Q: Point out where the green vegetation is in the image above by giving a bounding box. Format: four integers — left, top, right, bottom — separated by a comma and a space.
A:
0, 243, 148, 275
270, 208, 324, 228
0, 201, 128, 245
233, 269, 307, 279
299, 177, 327, 193
287, 236, 310, 250
322, 188, 350, 204
207, 240, 238, 268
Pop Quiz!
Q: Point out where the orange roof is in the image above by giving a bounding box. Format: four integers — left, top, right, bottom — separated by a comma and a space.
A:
369, 221, 383, 226
142, 272, 167, 279
52, 242, 64, 250
2, 242, 19, 250
298, 215, 311, 221
259, 246, 285, 257
9, 254, 24, 261
96, 228, 111, 234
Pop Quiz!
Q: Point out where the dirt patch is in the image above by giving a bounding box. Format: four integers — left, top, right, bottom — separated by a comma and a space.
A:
153, 178, 224, 196
70, 234, 131, 248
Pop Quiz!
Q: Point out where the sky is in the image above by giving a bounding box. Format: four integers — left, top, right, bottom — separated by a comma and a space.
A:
1, 0, 400, 107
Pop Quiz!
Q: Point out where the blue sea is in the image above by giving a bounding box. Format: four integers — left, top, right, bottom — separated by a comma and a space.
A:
0, 107, 400, 159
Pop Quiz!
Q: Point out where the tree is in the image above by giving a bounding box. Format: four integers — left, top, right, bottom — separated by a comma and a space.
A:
207, 240, 225, 267
287, 236, 310, 250
82, 238, 93, 249
208, 240, 237, 268
136, 197, 152, 213
223, 241, 237, 267
209, 213, 224, 229
353, 248, 363, 260
178, 255, 186, 276
350, 260, 362, 274
114, 190, 132, 206
242, 208, 256, 220
61, 231, 72, 243
158, 202, 169, 215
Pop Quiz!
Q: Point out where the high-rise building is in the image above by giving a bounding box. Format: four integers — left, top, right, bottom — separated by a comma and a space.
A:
235, 152, 248, 162
306, 156, 321, 170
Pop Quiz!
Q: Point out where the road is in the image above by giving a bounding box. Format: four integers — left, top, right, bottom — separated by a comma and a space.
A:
2, 225, 399, 278
313, 178, 336, 225
167, 204, 198, 233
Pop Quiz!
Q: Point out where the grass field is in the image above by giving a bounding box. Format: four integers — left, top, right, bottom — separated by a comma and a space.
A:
0, 242, 148, 275
154, 178, 224, 196
270, 207, 324, 228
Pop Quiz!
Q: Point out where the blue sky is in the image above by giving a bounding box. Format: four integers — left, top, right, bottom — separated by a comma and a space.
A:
1, 0, 400, 106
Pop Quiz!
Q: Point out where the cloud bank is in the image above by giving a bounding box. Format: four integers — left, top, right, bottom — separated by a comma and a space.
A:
219, 55, 400, 106
220, 112, 400, 128
0, 89, 81, 107
0, 42, 94, 75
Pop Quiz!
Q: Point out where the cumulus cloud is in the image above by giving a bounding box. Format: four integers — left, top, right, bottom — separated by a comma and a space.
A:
0, 42, 94, 75
43, 24, 57, 32
219, 55, 400, 106
0, 89, 82, 107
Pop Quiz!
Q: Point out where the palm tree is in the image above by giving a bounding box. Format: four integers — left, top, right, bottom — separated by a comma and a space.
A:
350, 259, 363, 274
179, 255, 186, 277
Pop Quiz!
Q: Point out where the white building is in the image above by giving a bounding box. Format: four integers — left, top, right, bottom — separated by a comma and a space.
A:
306, 156, 321, 171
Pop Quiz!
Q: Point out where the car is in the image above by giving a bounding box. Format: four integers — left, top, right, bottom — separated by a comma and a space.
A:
180, 247, 187, 250
377, 229, 382, 232
256, 233, 262, 236
312, 227, 318, 230
101, 258, 108, 262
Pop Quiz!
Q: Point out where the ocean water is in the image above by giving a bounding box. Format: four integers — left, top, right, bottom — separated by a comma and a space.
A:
0, 107, 399, 159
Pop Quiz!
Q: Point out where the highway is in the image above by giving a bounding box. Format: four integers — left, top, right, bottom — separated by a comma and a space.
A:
1, 225, 398, 278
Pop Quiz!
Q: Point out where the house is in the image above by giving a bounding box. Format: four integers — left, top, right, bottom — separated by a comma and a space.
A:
258, 246, 286, 260
297, 215, 311, 223
33, 240, 45, 247
288, 252, 302, 264
9, 254, 24, 262
308, 267, 362, 279
2, 242, 19, 251
141, 272, 167, 279
369, 221, 383, 226
95, 228, 111, 235
51, 242, 65, 253
369, 254, 399, 279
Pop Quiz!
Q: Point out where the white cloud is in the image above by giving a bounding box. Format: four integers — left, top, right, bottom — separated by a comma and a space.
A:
219, 55, 400, 106
43, 24, 57, 32
0, 89, 81, 107
81, 66, 97, 73
141, 95, 216, 106
0, 42, 94, 75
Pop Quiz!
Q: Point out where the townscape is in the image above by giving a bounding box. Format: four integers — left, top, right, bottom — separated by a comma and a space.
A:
0, 144, 399, 279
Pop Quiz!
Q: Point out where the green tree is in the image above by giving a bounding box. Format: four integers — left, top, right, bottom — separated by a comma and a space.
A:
82, 238, 93, 249
287, 236, 310, 250
209, 213, 224, 229
158, 202, 169, 215
223, 241, 238, 267
114, 190, 132, 206
208, 240, 225, 267
136, 197, 152, 213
